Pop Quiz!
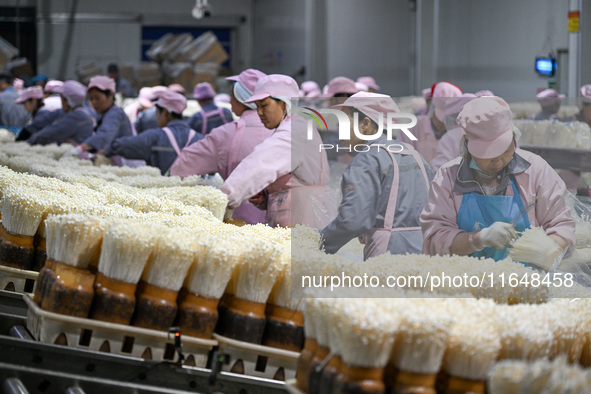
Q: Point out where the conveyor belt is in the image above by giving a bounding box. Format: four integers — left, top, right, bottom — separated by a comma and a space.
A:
0, 291, 288, 394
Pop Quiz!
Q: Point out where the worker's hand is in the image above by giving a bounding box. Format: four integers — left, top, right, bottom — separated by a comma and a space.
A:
478, 222, 517, 249
62, 145, 83, 159
223, 208, 234, 221
248, 191, 268, 210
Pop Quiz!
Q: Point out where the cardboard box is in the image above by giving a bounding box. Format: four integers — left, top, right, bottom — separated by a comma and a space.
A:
191, 32, 228, 65
0, 36, 19, 68
76, 62, 103, 85
7, 58, 33, 79
162, 62, 195, 93
192, 62, 220, 87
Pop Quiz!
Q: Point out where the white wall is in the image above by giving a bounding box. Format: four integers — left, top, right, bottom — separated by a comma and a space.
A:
34, 0, 253, 81
325, 0, 414, 96
3, 0, 589, 99
251, 0, 307, 79
437, 0, 570, 99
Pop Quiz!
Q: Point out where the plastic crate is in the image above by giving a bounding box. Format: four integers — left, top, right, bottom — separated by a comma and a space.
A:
0, 265, 37, 294
213, 333, 300, 381
24, 295, 217, 367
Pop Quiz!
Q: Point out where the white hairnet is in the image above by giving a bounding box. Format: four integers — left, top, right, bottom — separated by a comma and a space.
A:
271, 96, 293, 116
233, 82, 257, 110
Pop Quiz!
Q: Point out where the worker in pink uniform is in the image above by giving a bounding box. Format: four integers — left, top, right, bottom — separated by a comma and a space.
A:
421, 96, 575, 261
320, 93, 433, 260
399, 81, 462, 166
528, 89, 565, 121
430, 93, 477, 173
170, 68, 273, 224
188, 82, 233, 135
356, 76, 380, 93
220, 74, 336, 229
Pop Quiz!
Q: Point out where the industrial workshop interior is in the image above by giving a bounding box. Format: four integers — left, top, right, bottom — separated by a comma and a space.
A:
2, 0, 591, 393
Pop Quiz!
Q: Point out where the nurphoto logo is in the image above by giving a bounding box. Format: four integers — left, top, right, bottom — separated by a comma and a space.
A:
302, 106, 418, 152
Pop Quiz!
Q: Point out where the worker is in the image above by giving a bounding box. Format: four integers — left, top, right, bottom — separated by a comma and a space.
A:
320, 92, 433, 260
565, 84, 591, 128
16, 84, 66, 141
28, 81, 95, 146
43, 80, 64, 112
107, 63, 134, 98
300, 81, 321, 98
168, 84, 186, 95
421, 96, 575, 261
325, 76, 359, 98
430, 93, 477, 173
170, 69, 273, 224
528, 89, 564, 121
188, 82, 233, 135
64, 76, 132, 158
30, 74, 48, 89
107, 91, 203, 175
399, 81, 462, 166
0, 72, 30, 131
220, 74, 336, 228
125, 86, 154, 133
134, 86, 167, 134
414, 87, 432, 116
356, 76, 380, 93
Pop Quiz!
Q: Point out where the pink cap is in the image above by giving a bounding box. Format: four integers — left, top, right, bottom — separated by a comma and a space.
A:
301, 81, 320, 93
475, 89, 494, 97
355, 82, 369, 92
138, 87, 155, 108
443, 93, 477, 117
356, 76, 380, 91
16, 86, 44, 103
245, 74, 299, 103
44, 80, 64, 94
332, 92, 400, 128
457, 96, 514, 159
55, 80, 88, 106
215, 93, 231, 103
431, 81, 462, 122
580, 85, 591, 104
422, 87, 432, 98
226, 69, 267, 94
155, 91, 187, 115
325, 76, 358, 97
168, 83, 186, 94
536, 89, 565, 107
88, 76, 116, 94
193, 82, 216, 100
151, 86, 168, 100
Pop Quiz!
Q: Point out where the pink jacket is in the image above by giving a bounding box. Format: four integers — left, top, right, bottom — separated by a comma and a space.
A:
420, 149, 575, 256
170, 110, 274, 224
220, 114, 335, 229
430, 126, 465, 173
398, 114, 439, 165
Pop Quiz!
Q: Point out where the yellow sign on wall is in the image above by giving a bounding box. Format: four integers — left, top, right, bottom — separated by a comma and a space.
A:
568, 11, 580, 33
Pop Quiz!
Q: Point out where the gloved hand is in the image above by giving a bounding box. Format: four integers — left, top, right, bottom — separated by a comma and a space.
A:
62, 145, 83, 159
479, 222, 517, 248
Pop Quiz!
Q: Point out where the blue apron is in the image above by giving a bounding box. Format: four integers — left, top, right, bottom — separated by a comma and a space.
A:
457, 175, 531, 261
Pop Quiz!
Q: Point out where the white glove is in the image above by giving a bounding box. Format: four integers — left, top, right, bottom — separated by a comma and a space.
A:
479, 222, 517, 248
62, 145, 83, 158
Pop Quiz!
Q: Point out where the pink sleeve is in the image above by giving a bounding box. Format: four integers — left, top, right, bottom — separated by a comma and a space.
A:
525, 154, 576, 246
420, 163, 464, 255
220, 131, 292, 208
431, 129, 462, 173
170, 123, 233, 178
